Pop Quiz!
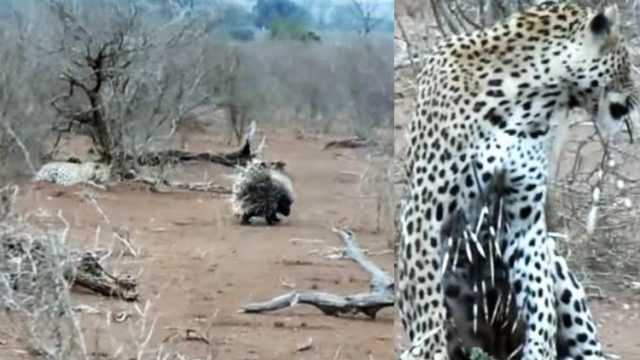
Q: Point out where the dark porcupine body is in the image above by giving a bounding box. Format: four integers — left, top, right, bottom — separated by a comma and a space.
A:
232, 161, 294, 226
439, 169, 526, 360
440, 166, 576, 360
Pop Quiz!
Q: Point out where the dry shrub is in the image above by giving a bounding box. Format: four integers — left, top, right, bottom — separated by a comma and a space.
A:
202, 34, 393, 138
357, 147, 395, 237
0, 185, 87, 359
549, 121, 640, 291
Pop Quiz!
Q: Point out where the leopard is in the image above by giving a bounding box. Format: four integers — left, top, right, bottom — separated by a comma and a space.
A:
397, 2, 637, 360
34, 161, 111, 186
396, 166, 607, 360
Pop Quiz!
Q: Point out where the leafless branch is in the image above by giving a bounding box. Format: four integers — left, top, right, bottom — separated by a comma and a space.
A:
242, 228, 393, 319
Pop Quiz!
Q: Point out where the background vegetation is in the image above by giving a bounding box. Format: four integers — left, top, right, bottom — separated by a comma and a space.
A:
0, 0, 394, 181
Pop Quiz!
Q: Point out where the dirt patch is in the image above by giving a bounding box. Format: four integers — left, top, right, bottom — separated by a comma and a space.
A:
0, 130, 394, 359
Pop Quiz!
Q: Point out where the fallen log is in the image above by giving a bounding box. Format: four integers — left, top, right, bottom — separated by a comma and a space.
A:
241, 227, 393, 319
134, 139, 253, 167
324, 137, 377, 150
129, 176, 231, 194
71, 252, 138, 302
2, 234, 138, 302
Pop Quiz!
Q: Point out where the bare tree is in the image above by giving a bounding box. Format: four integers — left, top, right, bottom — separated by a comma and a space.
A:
42, 0, 209, 176
339, 38, 394, 139
349, 0, 383, 34
210, 47, 252, 145
0, 8, 53, 181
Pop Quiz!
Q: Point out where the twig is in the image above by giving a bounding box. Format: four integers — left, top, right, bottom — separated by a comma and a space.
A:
324, 137, 377, 150
0, 121, 37, 175
331, 227, 393, 292
113, 230, 139, 257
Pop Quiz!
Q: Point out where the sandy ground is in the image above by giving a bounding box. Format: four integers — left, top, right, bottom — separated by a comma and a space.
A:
0, 130, 394, 359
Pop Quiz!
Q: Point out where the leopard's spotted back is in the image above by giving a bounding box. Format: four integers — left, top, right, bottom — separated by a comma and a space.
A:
34, 161, 110, 186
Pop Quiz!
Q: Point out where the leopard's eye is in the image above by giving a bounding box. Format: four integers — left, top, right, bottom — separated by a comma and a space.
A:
609, 102, 629, 119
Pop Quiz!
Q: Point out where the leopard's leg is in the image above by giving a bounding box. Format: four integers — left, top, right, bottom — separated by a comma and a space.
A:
397, 180, 450, 359
502, 140, 557, 360
552, 251, 605, 360
80, 180, 107, 190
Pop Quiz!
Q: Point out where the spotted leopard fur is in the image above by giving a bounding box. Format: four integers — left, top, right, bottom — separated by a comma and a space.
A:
34, 161, 111, 186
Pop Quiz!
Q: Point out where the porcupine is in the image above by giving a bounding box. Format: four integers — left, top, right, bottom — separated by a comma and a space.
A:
231, 159, 295, 225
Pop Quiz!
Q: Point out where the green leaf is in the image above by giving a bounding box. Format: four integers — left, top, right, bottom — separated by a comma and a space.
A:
469, 347, 496, 360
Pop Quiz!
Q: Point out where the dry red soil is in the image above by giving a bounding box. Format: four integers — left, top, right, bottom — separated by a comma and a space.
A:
0, 130, 394, 359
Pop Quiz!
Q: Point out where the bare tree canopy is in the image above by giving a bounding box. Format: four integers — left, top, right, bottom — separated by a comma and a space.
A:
0, 0, 392, 182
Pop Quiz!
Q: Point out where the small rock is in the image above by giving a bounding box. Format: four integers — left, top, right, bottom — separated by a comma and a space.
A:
295, 337, 313, 352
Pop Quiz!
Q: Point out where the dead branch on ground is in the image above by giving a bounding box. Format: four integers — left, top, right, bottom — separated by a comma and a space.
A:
130, 176, 231, 194
324, 137, 378, 150
115, 121, 285, 193
71, 251, 138, 301
134, 138, 255, 168
241, 228, 393, 319
2, 233, 139, 303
